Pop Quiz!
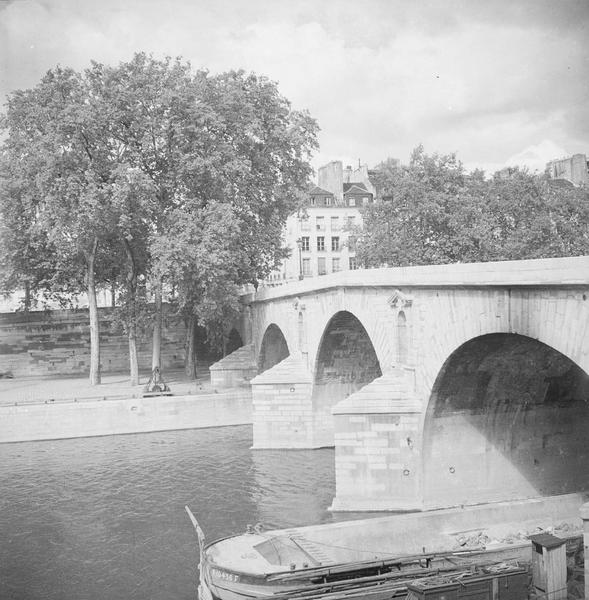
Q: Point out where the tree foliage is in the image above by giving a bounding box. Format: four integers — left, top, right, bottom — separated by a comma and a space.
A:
0, 66, 121, 383
358, 146, 589, 268
0, 53, 319, 381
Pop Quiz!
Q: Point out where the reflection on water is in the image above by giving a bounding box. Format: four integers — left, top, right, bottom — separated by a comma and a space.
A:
0, 426, 336, 600
251, 448, 336, 530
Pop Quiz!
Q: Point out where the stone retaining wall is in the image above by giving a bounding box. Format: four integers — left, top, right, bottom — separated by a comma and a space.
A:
0, 307, 186, 377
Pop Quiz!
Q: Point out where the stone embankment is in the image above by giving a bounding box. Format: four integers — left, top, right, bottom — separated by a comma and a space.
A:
0, 371, 252, 443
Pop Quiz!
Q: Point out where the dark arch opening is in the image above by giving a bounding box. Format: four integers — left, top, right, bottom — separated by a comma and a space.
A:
423, 333, 589, 508
315, 311, 382, 391
225, 328, 243, 356
312, 311, 382, 444
258, 324, 289, 372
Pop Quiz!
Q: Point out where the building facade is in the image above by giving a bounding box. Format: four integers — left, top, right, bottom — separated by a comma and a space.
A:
265, 161, 376, 283
546, 153, 588, 186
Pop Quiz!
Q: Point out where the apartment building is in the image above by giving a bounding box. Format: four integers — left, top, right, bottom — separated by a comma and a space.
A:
546, 153, 588, 187
266, 161, 376, 283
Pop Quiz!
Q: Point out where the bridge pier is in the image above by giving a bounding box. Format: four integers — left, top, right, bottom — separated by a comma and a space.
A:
250, 354, 319, 448
330, 368, 424, 511
209, 344, 257, 390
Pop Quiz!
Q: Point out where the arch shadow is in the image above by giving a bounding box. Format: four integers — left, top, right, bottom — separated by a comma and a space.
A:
422, 333, 589, 509
258, 323, 289, 373
312, 311, 382, 443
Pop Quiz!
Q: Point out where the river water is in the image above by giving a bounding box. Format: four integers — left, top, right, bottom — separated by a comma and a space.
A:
0, 425, 337, 600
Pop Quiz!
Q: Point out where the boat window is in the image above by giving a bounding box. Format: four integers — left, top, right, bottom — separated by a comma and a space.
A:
253, 536, 320, 567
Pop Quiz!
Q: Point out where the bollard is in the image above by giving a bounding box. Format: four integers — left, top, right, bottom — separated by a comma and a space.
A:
581, 502, 589, 600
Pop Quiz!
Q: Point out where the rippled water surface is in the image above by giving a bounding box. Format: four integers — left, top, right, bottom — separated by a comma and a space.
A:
0, 426, 336, 600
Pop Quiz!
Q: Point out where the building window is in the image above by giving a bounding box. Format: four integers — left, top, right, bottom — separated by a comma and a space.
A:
301, 236, 310, 251
331, 216, 340, 231
331, 236, 340, 251
348, 197, 356, 207
348, 235, 357, 251
302, 258, 311, 276
310, 197, 316, 206
362, 196, 369, 206
349, 257, 357, 270
318, 257, 326, 275
332, 257, 340, 272
300, 217, 311, 231
316, 216, 325, 231
347, 215, 356, 229
317, 236, 325, 251
325, 197, 332, 206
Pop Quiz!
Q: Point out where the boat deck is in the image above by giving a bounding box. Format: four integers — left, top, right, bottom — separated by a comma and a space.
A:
204, 493, 586, 576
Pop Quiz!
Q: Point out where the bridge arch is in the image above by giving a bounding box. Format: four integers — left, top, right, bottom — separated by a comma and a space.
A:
312, 311, 382, 445
258, 323, 290, 373
422, 333, 589, 509
314, 310, 382, 392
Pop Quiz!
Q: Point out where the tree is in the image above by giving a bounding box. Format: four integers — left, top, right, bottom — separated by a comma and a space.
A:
358, 148, 589, 268
358, 146, 465, 267
108, 167, 156, 385
0, 155, 57, 311
0, 67, 119, 384
151, 202, 245, 377
1, 54, 319, 384
87, 54, 215, 373
93, 59, 318, 377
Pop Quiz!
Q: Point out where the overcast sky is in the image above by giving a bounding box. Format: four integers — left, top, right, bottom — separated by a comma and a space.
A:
1, 0, 587, 175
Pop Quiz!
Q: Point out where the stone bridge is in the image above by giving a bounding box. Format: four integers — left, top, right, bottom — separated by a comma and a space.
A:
212, 256, 589, 512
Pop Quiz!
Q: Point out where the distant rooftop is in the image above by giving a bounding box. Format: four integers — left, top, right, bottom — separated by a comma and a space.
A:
343, 183, 370, 194
309, 185, 334, 196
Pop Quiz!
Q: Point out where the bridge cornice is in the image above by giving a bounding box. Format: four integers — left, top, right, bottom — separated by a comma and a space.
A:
248, 256, 589, 304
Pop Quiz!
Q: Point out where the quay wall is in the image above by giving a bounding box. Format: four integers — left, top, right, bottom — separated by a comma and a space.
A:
0, 307, 186, 378
0, 390, 252, 443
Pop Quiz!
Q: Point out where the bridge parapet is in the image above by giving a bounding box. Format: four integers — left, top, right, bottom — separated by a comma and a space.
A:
251, 256, 589, 305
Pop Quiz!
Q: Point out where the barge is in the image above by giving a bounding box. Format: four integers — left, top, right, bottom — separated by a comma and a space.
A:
186, 492, 586, 600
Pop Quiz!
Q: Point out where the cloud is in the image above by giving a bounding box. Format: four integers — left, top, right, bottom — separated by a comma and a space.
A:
504, 140, 569, 172
0, 0, 587, 173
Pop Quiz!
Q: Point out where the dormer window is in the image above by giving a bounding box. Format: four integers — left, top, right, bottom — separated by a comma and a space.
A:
325, 197, 332, 206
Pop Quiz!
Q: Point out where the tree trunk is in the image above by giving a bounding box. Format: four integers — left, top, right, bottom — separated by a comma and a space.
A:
152, 281, 162, 371
123, 239, 139, 386
24, 281, 31, 312
185, 314, 198, 379
128, 334, 139, 386
87, 238, 101, 385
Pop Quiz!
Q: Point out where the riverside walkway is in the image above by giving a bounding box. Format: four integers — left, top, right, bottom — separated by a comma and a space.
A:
0, 369, 211, 406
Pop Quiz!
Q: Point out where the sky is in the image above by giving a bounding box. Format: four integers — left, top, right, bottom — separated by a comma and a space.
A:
0, 0, 588, 175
